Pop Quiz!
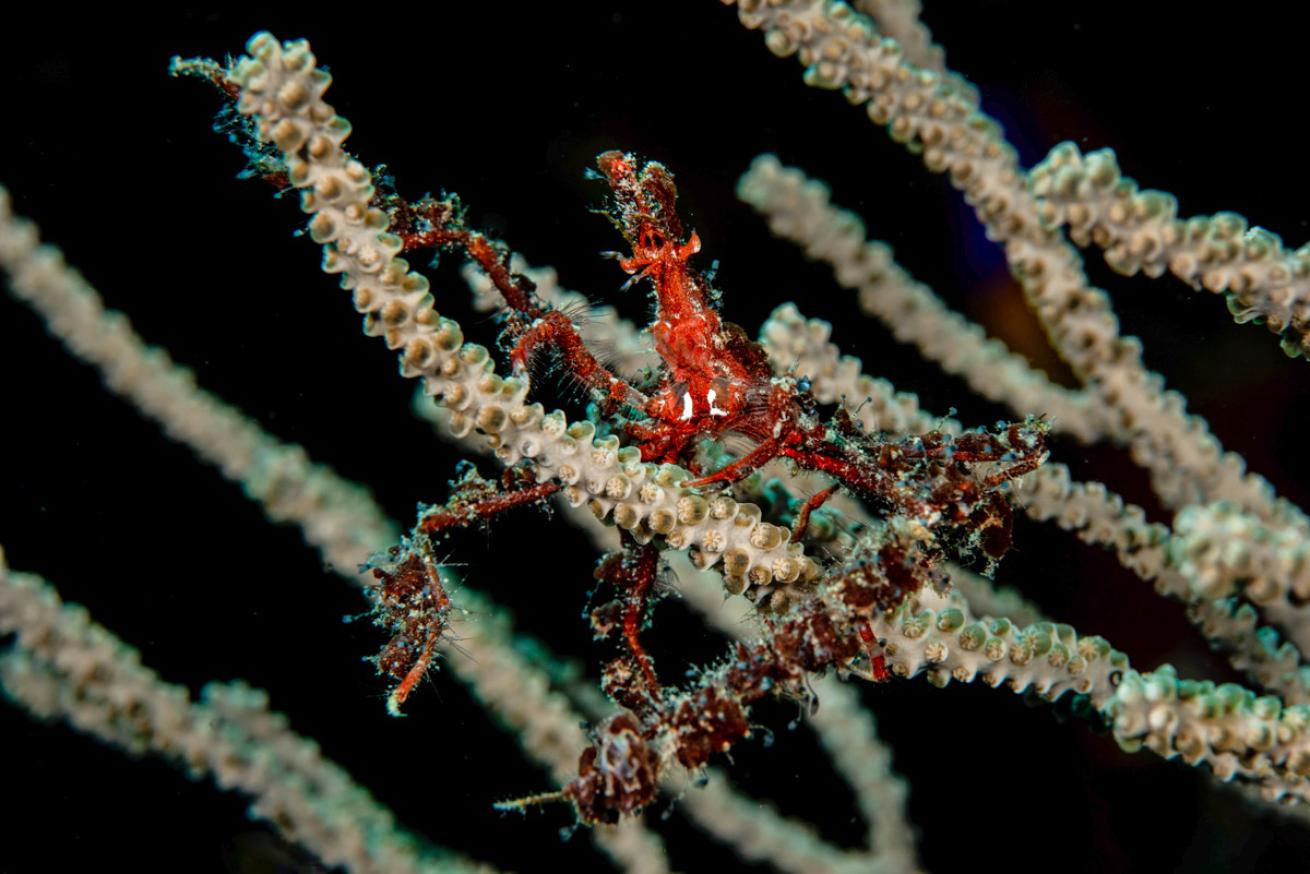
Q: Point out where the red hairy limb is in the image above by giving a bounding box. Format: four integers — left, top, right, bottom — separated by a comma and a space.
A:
382, 192, 546, 320
417, 469, 560, 535
375, 465, 563, 714
791, 484, 841, 543
369, 543, 453, 717
508, 310, 649, 411
380, 183, 654, 414
682, 437, 782, 489
591, 532, 665, 705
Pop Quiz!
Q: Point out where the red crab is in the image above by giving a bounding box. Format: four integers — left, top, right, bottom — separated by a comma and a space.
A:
385, 152, 792, 482
381, 150, 1048, 535
371, 150, 1046, 717
482, 152, 1046, 508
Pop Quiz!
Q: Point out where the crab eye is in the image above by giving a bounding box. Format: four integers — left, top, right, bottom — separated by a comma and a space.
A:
707, 378, 734, 417
668, 381, 694, 421
680, 390, 695, 421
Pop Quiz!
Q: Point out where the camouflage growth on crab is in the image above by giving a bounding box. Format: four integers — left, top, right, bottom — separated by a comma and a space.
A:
359, 150, 1048, 823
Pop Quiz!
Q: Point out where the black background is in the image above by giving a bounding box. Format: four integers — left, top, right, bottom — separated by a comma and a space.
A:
4, 4, 1310, 872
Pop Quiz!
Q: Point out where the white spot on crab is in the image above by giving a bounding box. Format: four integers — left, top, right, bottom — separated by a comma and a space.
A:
680, 391, 695, 421
707, 388, 729, 417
